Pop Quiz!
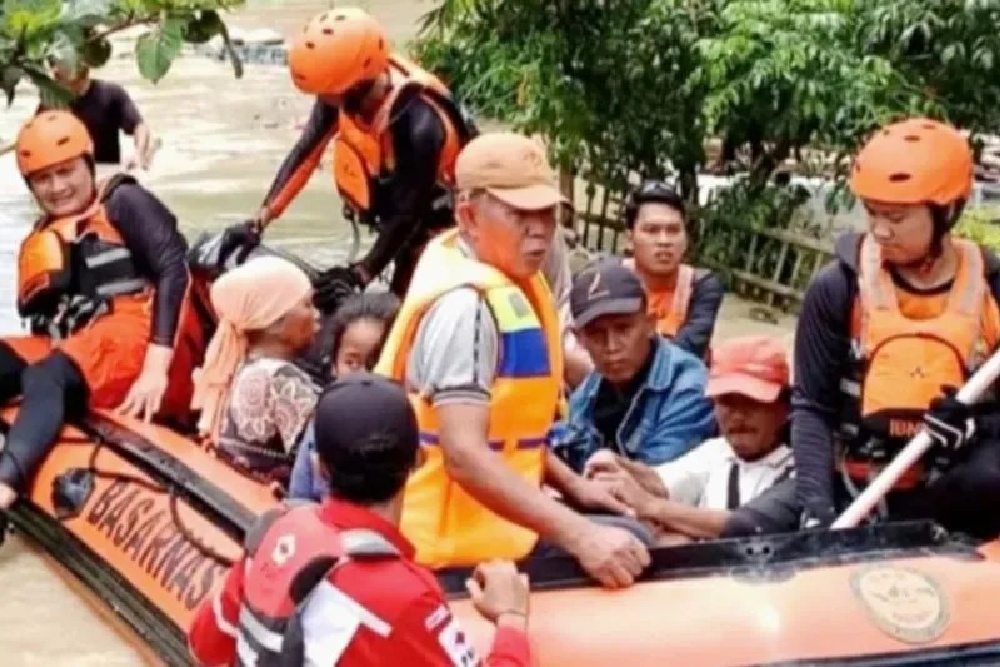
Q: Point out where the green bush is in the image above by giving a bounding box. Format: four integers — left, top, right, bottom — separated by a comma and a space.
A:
954, 207, 1000, 251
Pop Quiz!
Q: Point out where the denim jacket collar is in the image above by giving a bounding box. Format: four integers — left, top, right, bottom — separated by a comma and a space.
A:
578, 337, 676, 405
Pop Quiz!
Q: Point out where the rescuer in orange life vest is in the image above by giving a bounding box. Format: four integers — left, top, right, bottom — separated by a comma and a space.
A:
218, 7, 477, 310
622, 180, 724, 360
793, 117, 1000, 537
0, 111, 195, 510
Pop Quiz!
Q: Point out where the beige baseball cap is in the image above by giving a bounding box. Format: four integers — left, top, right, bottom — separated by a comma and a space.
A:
455, 132, 569, 211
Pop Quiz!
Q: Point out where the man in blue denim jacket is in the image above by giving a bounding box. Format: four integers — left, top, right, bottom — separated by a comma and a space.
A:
555, 259, 717, 472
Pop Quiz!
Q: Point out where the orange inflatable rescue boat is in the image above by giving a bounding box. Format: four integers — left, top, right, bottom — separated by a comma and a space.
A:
2, 406, 283, 665
8, 404, 1000, 667
3, 237, 1000, 666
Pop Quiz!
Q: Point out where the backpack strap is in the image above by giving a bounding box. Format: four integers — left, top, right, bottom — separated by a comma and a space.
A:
277, 528, 401, 667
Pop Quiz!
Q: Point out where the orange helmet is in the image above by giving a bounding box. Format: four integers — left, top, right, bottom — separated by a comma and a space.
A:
849, 118, 973, 206
288, 8, 389, 97
16, 111, 94, 177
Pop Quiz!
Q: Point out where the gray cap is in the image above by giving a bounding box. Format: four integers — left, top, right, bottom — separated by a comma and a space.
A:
570, 258, 647, 328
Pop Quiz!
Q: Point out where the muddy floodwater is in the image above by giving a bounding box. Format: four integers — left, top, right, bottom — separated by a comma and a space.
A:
0, 1, 794, 663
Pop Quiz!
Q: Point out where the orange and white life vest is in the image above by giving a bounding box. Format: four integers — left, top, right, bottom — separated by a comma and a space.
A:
838, 235, 988, 463
330, 54, 467, 221
623, 257, 694, 337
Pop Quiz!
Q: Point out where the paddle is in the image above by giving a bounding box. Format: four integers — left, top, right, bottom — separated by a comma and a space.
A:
832, 347, 1000, 529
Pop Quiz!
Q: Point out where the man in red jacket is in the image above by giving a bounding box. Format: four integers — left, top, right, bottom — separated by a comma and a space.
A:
188, 372, 532, 666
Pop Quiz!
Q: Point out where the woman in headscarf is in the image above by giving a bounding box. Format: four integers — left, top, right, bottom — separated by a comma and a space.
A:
192, 256, 320, 484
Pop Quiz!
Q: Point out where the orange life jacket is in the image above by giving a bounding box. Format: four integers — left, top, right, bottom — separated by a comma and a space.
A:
17, 174, 150, 336
623, 258, 695, 337
838, 235, 989, 478
17, 174, 209, 426
331, 54, 468, 224
374, 229, 563, 568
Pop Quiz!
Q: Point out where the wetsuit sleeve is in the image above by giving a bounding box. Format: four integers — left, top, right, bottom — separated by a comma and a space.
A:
261, 99, 339, 219
358, 97, 446, 278
110, 82, 143, 135
791, 262, 854, 516
188, 558, 244, 666
104, 183, 190, 347
975, 270, 1000, 438
388, 591, 531, 667
672, 272, 724, 359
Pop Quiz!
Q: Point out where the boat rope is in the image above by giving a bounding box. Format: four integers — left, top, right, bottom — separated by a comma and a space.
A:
81, 436, 237, 567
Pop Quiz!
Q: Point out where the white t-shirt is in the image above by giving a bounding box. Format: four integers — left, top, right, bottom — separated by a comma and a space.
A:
654, 437, 794, 510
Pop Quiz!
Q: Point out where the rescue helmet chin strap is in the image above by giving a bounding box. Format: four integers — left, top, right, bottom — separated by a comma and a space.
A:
895, 200, 967, 271
926, 199, 966, 260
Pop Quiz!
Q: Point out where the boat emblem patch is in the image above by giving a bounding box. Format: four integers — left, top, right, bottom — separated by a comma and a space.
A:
850, 565, 950, 644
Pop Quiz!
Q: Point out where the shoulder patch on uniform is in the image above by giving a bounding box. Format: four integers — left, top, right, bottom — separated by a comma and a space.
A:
243, 502, 309, 555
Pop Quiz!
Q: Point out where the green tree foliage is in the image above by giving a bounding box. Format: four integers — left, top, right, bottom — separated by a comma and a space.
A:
1, 0, 245, 107
859, 1, 1000, 147
415, 0, 1000, 209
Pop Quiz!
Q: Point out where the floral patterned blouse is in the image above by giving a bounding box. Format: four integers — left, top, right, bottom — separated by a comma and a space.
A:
217, 358, 319, 476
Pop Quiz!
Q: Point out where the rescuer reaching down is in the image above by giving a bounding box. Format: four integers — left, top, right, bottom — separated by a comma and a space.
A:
218, 7, 477, 308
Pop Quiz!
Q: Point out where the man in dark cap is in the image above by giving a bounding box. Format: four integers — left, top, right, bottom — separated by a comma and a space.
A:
555, 259, 716, 472
189, 373, 532, 666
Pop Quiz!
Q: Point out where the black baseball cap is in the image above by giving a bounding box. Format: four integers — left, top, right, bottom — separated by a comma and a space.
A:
570, 258, 648, 328
313, 372, 419, 472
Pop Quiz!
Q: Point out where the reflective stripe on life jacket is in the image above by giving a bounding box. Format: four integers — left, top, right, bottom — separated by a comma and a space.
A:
838, 235, 988, 468
374, 229, 563, 567
330, 54, 470, 226
623, 257, 695, 337
236, 504, 399, 667
17, 173, 149, 337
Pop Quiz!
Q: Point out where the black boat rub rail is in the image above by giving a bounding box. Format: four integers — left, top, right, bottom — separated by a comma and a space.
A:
85, 415, 258, 536
436, 521, 982, 597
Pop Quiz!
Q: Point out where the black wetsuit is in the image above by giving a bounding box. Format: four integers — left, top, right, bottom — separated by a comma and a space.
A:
791, 232, 1000, 538
0, 183, 189, 489
38, 80, 143, 165
672, 271, 725, 359
261, 96, 455, 297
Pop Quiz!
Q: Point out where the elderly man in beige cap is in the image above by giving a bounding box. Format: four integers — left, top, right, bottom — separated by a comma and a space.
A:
375, 132, 650, 588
